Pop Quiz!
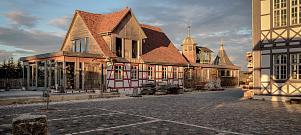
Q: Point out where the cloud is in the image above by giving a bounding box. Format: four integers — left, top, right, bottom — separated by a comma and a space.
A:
0, 50, 13, 62
0, 26, 63, 52
128, 0, 252, 70
4, 11, 38, 28
0, 0, 252, 70
0, 44, 37, 62
0, 49, 35, 63
49, 16, 71, 30
236, 27, 252, 35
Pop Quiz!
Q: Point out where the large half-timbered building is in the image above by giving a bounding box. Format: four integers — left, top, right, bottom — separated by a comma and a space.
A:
20, 7, 188, 94
252, 0, 301, 96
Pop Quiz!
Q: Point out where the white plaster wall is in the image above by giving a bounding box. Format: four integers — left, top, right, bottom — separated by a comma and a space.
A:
271, 83, 287, 95
289, 83, 301, 95
261, 82, 270, 94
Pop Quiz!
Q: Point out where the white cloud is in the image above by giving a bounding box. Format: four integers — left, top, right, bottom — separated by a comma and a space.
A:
48, 16, 71, 30
0, 26, 63, 52
4, 11, 38, 28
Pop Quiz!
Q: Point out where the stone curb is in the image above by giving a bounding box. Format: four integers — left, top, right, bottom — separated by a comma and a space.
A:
0, 93, 120, 106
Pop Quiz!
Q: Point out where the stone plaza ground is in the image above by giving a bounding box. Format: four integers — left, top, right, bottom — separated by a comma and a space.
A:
0, 88, 300, 135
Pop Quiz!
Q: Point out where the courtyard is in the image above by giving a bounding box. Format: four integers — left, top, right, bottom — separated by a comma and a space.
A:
0, 88, 300, 135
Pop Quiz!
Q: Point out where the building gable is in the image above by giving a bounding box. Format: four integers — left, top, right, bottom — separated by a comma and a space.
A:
112, 10, 147, 40
60, 13, 103, 55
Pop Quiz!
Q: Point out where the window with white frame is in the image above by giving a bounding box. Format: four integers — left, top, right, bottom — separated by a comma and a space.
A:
291, 53, 301, 79
162, 67, 167, 80
148, 66, 153, 80
273, 54, 287, 80
274, 0, 287, 27
131, 65, 138, 79
290, 0, 301, 25
72, 37, 88, 53
173, 67, 178, 79
114, 65, 123, 80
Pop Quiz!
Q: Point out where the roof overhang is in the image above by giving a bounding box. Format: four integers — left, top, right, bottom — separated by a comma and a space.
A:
191, 63, 240, 70
20, 51, 105, 62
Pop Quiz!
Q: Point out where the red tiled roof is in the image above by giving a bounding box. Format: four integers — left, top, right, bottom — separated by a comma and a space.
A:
76, 8, 130, 57
76, 8, 188, 65
140, 24, 188, 65
77, 8, 130, 33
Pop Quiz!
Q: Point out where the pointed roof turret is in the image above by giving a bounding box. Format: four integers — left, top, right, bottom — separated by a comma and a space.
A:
213, 39, 235, 66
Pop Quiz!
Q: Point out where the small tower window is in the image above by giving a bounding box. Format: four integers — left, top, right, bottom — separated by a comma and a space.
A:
188, 46, 192, 51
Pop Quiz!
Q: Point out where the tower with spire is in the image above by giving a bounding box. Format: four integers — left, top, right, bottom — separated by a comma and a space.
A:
212, 39, 239, 77
181, 26, 197, 63
180, 28, 240, 87
213, 39, 235, 66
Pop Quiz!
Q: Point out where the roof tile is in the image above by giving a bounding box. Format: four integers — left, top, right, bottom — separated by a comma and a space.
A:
141, 24, 188, 65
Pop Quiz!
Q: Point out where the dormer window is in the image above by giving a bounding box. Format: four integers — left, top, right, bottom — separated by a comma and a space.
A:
72, 37, 89, 53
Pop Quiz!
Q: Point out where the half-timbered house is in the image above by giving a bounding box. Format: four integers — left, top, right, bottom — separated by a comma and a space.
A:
20, 7, 188, 94
252, 0, 301, 96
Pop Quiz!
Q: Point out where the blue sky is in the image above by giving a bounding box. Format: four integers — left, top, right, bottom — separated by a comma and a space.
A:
0, 0, 252, 70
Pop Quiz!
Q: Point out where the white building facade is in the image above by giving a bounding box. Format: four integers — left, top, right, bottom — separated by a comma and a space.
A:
252, 0, 301, 96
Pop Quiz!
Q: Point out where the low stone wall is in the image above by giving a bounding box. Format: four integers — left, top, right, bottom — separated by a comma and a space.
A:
0, 93, 120, 105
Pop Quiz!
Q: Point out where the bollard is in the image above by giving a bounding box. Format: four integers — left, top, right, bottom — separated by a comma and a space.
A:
12, 114, 47, 135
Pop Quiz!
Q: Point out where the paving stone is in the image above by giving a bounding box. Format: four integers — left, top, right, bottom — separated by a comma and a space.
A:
88, 121, 220, 135
0, 88, 300, 135
48, 113, 152, 134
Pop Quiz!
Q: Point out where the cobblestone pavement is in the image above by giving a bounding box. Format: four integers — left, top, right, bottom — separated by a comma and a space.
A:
0, 90, 43, 98
0, 88, 300, 135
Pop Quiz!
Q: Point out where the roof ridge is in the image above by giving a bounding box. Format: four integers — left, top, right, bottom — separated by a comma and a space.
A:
76, 7, 130, 16
103, 7, 130, 16
140, 24, 162, 32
